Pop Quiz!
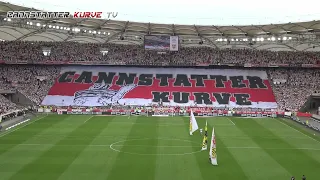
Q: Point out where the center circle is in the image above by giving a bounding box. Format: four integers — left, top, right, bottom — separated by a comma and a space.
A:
109, 138, 203, 156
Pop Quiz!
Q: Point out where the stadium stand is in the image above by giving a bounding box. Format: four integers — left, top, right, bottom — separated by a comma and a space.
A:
0, 94, 18, 114
0, 65, 60, 113
269, 69, 320, 111
1, 42, 320, 65
0, 5, 320, 180
0, 41, 319, 113
0, 3, 320, 115
0, 63, 319, 113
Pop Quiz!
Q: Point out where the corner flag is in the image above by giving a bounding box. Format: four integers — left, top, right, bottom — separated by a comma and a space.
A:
209, 127, 218, 165
189, 110, 199, 135
201, 120, 208, 150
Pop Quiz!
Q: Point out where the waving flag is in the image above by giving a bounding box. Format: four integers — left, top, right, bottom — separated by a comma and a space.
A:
189, 110, 199, 135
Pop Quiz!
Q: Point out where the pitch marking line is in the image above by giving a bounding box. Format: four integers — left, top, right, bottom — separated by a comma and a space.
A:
6, 134, 310, 140
279, 118, 320, 144
83, 116, 94, 123
114, 122, 186, 126
92, 121, 233, 127
226, 147, 320, 151
81, 120, 186, 126
226, 117, 236, 125
9, 143, 320, 151
0, 115, 48, 138
109, 138, 203, 156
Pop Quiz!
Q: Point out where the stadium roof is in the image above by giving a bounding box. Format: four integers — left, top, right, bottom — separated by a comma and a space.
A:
0, 2, 320, 51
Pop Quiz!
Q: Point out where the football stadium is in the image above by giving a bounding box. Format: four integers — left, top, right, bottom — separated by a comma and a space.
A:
0, 1, 320, 180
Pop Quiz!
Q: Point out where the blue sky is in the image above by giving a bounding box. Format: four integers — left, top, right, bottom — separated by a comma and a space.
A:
6, 0, 320, 25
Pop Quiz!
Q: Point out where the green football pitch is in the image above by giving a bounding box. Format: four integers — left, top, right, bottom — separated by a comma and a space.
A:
0, 114, 320, 180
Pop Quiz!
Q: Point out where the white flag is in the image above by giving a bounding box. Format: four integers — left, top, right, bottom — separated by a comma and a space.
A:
209, 127, 218, 165
189, 110, 199, 135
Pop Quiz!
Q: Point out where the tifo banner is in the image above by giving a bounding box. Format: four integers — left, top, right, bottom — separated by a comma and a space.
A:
41, 66, 277, 108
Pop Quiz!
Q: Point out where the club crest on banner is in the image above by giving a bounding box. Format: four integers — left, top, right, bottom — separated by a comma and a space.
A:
73, 82, 137, 106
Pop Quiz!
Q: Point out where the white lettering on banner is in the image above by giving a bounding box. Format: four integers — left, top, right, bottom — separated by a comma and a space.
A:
42, 66, 277, 108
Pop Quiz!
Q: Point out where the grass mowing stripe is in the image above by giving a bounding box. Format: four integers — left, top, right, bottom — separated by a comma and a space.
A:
106, 116, 158, 180
278, 118, 320, 143
0, 115, 67, 156
0, 115, 90, 180
196, 117, 248, 180
222, 117, 292, 180
153, 116, 201, 180
1, 134, 311, 140
7, 116, 114, 180
56, 116, 138, 180
236, 118, 320, 179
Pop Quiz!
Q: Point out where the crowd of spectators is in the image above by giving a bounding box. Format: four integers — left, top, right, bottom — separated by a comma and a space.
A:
0, 65, 318, 113
269, 69, 320, 111
0, 41, 319, 114
0, 94, 19, 114
0, 65, 60, 114
1, 41, 320, 65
